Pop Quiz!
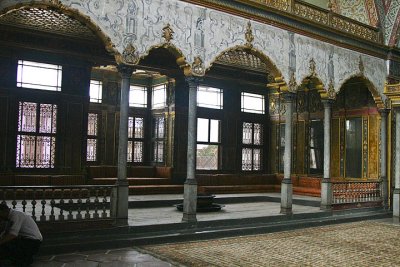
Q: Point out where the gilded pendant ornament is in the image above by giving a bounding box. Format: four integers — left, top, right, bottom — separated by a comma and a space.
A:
121, 43, 139, 65
327, 79, 336, 99
162, 23, 174, 43
191, 56, 205, 76
245, 21, 254, 48
288, 72, 297, 92
309, 58, 316, 77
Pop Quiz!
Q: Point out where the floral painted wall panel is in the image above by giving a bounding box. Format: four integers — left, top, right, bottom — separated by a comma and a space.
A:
0, 0, 387, 98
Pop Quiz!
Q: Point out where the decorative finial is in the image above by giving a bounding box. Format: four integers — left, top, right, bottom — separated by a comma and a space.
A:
162, 23, 174, 43
328, 0, 337, 12
245, 21, 254, 48
309, 58, 316, 77
191, 56, 205, 76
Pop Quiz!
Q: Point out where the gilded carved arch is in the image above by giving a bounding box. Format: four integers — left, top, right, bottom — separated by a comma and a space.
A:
207, 45, 286, 87
336, 74, 384, 109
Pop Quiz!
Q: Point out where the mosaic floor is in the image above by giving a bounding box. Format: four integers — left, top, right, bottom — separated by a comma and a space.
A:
141, 220, 400, 267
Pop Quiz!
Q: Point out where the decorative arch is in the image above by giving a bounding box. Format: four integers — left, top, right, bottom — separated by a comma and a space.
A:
0, 1, 120, 61
133, 42, 189, 75
299, 75, 328, 97
336, 74, 384, 109
207, 45, 286, 85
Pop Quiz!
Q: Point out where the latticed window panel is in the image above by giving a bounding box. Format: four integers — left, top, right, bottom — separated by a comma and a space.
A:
154, 116, 165, 139
153, 141, 164, 163
18, 102, 37, 132
253, 123, 262, 145
127, 117, 145, 163
135, 118, 144, 138
127, 141, 144, 163
87, 113, 99, 162
39, 104, 57, 134
196, 144, 218, 170
16, 102, 57, 168
242, 122, 253, 144
87, 113, 98, 136
241, 148, 262, 171
241, 122, 263, 171
87, 139, 97, 162
16, 135, 55, 168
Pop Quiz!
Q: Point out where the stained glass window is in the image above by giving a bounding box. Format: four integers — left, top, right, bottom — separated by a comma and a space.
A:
89, 80, 102, 103
241, 92, 265, 114
197, 86, 223, 109
17, 60, 62, 91
152, 84, 166, 109
129, 85, 147, 108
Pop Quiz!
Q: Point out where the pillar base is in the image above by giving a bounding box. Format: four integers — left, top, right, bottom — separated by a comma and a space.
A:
111, 180, 129, 226
320, 178, 332, 210
280, 179, 293, 215
380, 177, 388, 210
393, 189, 400, 217
182, 179, 198, 223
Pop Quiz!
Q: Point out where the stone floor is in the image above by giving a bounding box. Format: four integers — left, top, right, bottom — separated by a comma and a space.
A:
32, 218, 400, 267
128, 193, 321, 226
32, 248, 173, 267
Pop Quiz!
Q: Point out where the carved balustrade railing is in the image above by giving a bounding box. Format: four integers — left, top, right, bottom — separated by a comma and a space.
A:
0, 185, 115, 222
246, 0, 381, 43
332, 181, 381, 205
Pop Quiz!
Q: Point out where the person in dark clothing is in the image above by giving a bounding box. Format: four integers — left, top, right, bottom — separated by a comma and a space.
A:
0, 203, 42, 266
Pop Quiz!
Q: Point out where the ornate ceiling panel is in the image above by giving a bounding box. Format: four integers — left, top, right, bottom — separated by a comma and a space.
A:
0, 7, 96, 40
215, 50, 267, 73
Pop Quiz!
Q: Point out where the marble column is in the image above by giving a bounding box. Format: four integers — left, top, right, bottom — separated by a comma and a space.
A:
281, 92, 295, 214
182, 77, 198, 223
321, 100, 333, 210
393, 108, 400, 217
111, 64, 134, 225
379, 109, 389, 209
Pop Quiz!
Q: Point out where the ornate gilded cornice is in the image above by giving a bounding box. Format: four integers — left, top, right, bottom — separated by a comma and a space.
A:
180, 0, 388, 59
384, 82, 400, 107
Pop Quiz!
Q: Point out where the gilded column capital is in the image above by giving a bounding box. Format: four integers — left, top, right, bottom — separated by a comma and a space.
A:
321, 99, 334, 108
117, 64, 135, 79
378, 108, 390, 117
281, 92, 296, 103
185, 76, 203, 88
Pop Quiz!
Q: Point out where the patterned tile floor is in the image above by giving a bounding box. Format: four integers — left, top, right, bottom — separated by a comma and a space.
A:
141, 219, 400, 267
31, 219, 400, 267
